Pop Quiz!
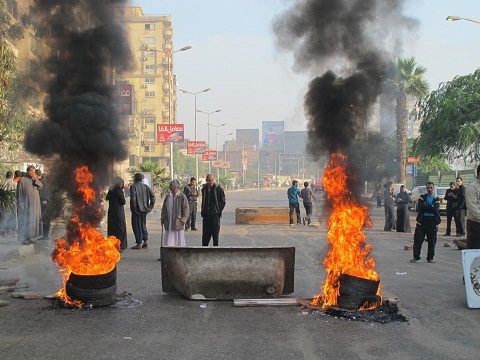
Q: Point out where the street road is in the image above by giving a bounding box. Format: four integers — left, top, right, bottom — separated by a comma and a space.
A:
1, 189, 479, 360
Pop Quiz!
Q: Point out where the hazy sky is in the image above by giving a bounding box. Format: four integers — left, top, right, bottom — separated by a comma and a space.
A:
133, 0, 480, 150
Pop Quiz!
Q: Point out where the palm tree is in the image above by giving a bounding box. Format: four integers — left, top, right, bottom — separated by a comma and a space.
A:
387, 57, 428, 184
129, 161, 170, 195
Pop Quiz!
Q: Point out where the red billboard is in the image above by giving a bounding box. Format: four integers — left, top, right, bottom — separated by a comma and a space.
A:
157, 124, 184, 143
187, 141, 206, 154
113, 84, 133, 115
202, 150, 217, 161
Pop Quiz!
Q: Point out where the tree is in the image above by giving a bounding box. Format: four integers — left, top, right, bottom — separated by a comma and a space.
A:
413, 69, 480, 165
129, 161, 170, 195
386, 57, 428, 184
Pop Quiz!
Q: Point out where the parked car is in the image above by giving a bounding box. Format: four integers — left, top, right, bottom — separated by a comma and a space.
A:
411, 185, 448, 214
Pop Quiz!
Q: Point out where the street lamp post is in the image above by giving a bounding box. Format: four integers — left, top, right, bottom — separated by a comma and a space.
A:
197, 109, 222, 173
217, 132, 233, 177
146, 45, 191, 179
446, 15, 480, 25
179, 88, 211, 180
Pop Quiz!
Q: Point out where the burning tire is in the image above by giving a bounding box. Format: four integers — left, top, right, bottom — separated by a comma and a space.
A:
337, 295, 381, 310
338, 274, 380, 297
67, 267, 117, 290
65, 282, 117, 307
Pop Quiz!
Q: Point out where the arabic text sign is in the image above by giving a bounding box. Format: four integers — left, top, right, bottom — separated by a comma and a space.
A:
157, 124, 184, 143
202, 150, 217, 161
187, 141, 206, 154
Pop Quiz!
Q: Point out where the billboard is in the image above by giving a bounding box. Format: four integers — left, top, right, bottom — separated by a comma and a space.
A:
187, 141, 206, 154
212, 160, 230, 168
202, 150, 217, 161
157, 124, 184, 143
262, 121, 284, 151
113, 84, 133, 115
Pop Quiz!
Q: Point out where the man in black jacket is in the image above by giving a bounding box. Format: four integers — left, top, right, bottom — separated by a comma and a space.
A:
129, 173, 155, 249
183, 177, 199, 231
455, 177, 467, 237
201, 174, 226, 246
411, 182, 441, 263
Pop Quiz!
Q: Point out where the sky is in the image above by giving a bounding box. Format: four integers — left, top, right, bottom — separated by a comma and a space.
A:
132, 0, 480, 150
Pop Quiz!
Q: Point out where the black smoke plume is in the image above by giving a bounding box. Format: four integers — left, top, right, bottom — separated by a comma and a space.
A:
274, 0, 416, 163
24, 1, 132, 228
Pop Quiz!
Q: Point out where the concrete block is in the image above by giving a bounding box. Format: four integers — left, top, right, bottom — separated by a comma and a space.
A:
235, 207, 290, 225
161, 246, 295, 300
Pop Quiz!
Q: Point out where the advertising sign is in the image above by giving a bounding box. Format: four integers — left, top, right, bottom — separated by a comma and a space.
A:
113, 84, 133, 115
157, 124, 184, 143
202, 150, 217, 161
187, 141, 206, 154
262, 121, 284, 151
212, 160, 230, 169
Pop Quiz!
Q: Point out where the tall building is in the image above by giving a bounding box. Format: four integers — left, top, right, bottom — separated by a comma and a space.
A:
116, 6, 176, 176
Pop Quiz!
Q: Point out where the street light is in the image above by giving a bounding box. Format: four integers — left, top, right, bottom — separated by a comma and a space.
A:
205, 120, 225, 173
146, 45, 191, 179
217, 132, 233, 178
179, 88, 211, 180
446, 15, 480, 25
196, 109, 222, 149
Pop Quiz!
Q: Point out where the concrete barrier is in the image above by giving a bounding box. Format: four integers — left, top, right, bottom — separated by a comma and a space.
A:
161, 246, 295, 300
235, 207, 290, 225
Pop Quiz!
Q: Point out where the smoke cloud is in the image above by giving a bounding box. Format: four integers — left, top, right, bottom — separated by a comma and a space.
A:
24, 0, 132, 223
273, 0, 416, 156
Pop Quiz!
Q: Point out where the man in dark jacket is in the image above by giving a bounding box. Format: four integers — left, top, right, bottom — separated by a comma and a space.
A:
201, 174, 226, 246
129, 173, 155, 249
455, 177, 467, 237
443, 182, 457, 236
411, 181, 441, 263
183, 177, 198, 231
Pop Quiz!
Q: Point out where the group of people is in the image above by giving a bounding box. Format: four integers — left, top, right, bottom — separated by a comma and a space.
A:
105, 173, 226, 252
0, 166, 54, 245
443, 177, 467, 237
287, 180, 317, 226
383, 183, 412, 233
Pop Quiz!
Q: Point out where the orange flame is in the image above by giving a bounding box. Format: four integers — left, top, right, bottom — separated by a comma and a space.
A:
51, 166, 120, 307
312, 153, 381, 309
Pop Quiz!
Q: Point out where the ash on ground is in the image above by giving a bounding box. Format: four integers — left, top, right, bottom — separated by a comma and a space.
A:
310, 300, 408, 324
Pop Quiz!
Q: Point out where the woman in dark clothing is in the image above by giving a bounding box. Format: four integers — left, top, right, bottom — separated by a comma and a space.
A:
395, 185, 412, 233
106, 177, 127, 251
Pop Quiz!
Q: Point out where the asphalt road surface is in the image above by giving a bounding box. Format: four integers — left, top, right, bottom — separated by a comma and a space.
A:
1, 189, 479, 360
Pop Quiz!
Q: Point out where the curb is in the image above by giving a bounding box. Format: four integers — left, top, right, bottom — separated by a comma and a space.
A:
0, 244, 35, 262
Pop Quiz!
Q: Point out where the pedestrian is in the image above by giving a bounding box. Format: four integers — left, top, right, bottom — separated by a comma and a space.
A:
183, 176, 199, 231
39, 174, 53, 240
443, 181, 458, 236
200, 174, 226, 246
455, 177, 467, 237
17, 166, 43, 245
13, 170, 21, 183
287, 180, 301, 226
161, 180, 189, 247
1, 171, 17, 236
383, 183, 395, 231
410, 181, 441, 263
106, 176, 127, 252
300, 181, 316, 226
129, 173, 155, 249
395, 185, 412, 233
465, 165, 480, 249
376, 187, 383, 208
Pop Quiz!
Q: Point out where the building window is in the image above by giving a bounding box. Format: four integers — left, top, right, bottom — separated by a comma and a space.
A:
144, 145, 155, 152
145, 24, 155, 30
145, 64, 155, 71
145, 78, 155, 84
145, 91, 155, 98
144, 51, 155, 57
145, 37, 155, 44
144, 132, 155, 138
144, 118, 155, 125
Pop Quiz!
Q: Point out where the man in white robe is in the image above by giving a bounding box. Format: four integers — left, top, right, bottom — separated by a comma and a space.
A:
161, 180, 189, 247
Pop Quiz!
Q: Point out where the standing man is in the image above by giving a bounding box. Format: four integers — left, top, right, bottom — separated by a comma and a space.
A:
201, 174, 226, 246
287, 180, 301, 226
161, 180, 189, 247
183, 177, 198, 231
443, 181, 458, 236
129, 173, 155, 249
465, 165, 480, 249
410, 181, 441, 263
384, 183, 395, 231
17, 166, 43, 245
300, 181, 316, 226
456, 177, 467, 237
